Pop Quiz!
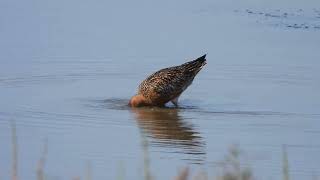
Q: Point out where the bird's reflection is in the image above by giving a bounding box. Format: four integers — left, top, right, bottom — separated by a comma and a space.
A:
131, 107, 205, 160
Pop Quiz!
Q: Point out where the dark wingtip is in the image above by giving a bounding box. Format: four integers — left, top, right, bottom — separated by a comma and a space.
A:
197, 54, 206, 60
183, 54, 207, 72
195, 54, 207, 63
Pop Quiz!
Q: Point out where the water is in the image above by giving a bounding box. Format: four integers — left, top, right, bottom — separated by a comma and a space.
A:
1, 0, 320, 180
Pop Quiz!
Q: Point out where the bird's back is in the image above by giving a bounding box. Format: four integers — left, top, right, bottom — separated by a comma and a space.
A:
138, 55, 206, 106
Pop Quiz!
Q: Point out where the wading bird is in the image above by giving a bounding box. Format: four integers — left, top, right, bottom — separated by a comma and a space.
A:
129, 54, 207, 107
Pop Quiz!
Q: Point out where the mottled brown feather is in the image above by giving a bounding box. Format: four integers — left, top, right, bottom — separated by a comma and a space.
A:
130, 54, 206, 107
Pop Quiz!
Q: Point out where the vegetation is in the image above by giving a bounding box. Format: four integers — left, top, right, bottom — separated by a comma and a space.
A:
6, 121, 317, 180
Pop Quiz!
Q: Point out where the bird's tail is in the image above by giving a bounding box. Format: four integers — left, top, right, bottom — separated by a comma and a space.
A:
183, 54, 207, 74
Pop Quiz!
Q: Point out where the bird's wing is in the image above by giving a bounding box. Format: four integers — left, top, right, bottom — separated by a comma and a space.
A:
139, 67, 192, 103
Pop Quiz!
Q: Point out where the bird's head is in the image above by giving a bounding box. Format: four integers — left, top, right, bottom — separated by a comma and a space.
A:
128, 94, 147, 107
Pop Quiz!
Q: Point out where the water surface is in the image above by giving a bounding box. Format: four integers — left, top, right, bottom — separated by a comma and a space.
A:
0, 0, 320, 180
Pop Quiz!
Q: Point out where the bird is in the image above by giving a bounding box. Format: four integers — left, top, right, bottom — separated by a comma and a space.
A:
129, 54, 207, 107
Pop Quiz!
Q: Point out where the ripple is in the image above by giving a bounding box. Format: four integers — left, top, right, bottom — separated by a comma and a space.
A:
85, 98, 200, 111
84, 98, 320, 119
236, 8, 320, 31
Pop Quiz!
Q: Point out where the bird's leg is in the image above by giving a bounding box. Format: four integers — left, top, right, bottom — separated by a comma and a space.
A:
171, 95, 180, 107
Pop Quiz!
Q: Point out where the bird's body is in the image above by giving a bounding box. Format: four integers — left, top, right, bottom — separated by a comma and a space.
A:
129, 55, 207, 107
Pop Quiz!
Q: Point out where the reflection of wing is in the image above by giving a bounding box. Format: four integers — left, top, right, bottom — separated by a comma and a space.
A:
131, 107, 205, 157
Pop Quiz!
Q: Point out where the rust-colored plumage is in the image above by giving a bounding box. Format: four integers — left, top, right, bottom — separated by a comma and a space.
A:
129, 54, 207, 107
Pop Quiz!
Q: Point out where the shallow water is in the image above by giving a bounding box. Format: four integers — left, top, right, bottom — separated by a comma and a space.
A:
1, 0, 320, 180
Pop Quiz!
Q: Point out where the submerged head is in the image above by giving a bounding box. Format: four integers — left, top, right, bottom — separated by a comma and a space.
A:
128, 94, 147, 107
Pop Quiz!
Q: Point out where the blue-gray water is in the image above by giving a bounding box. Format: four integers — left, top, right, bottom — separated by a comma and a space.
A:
1, 0, 320, 179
